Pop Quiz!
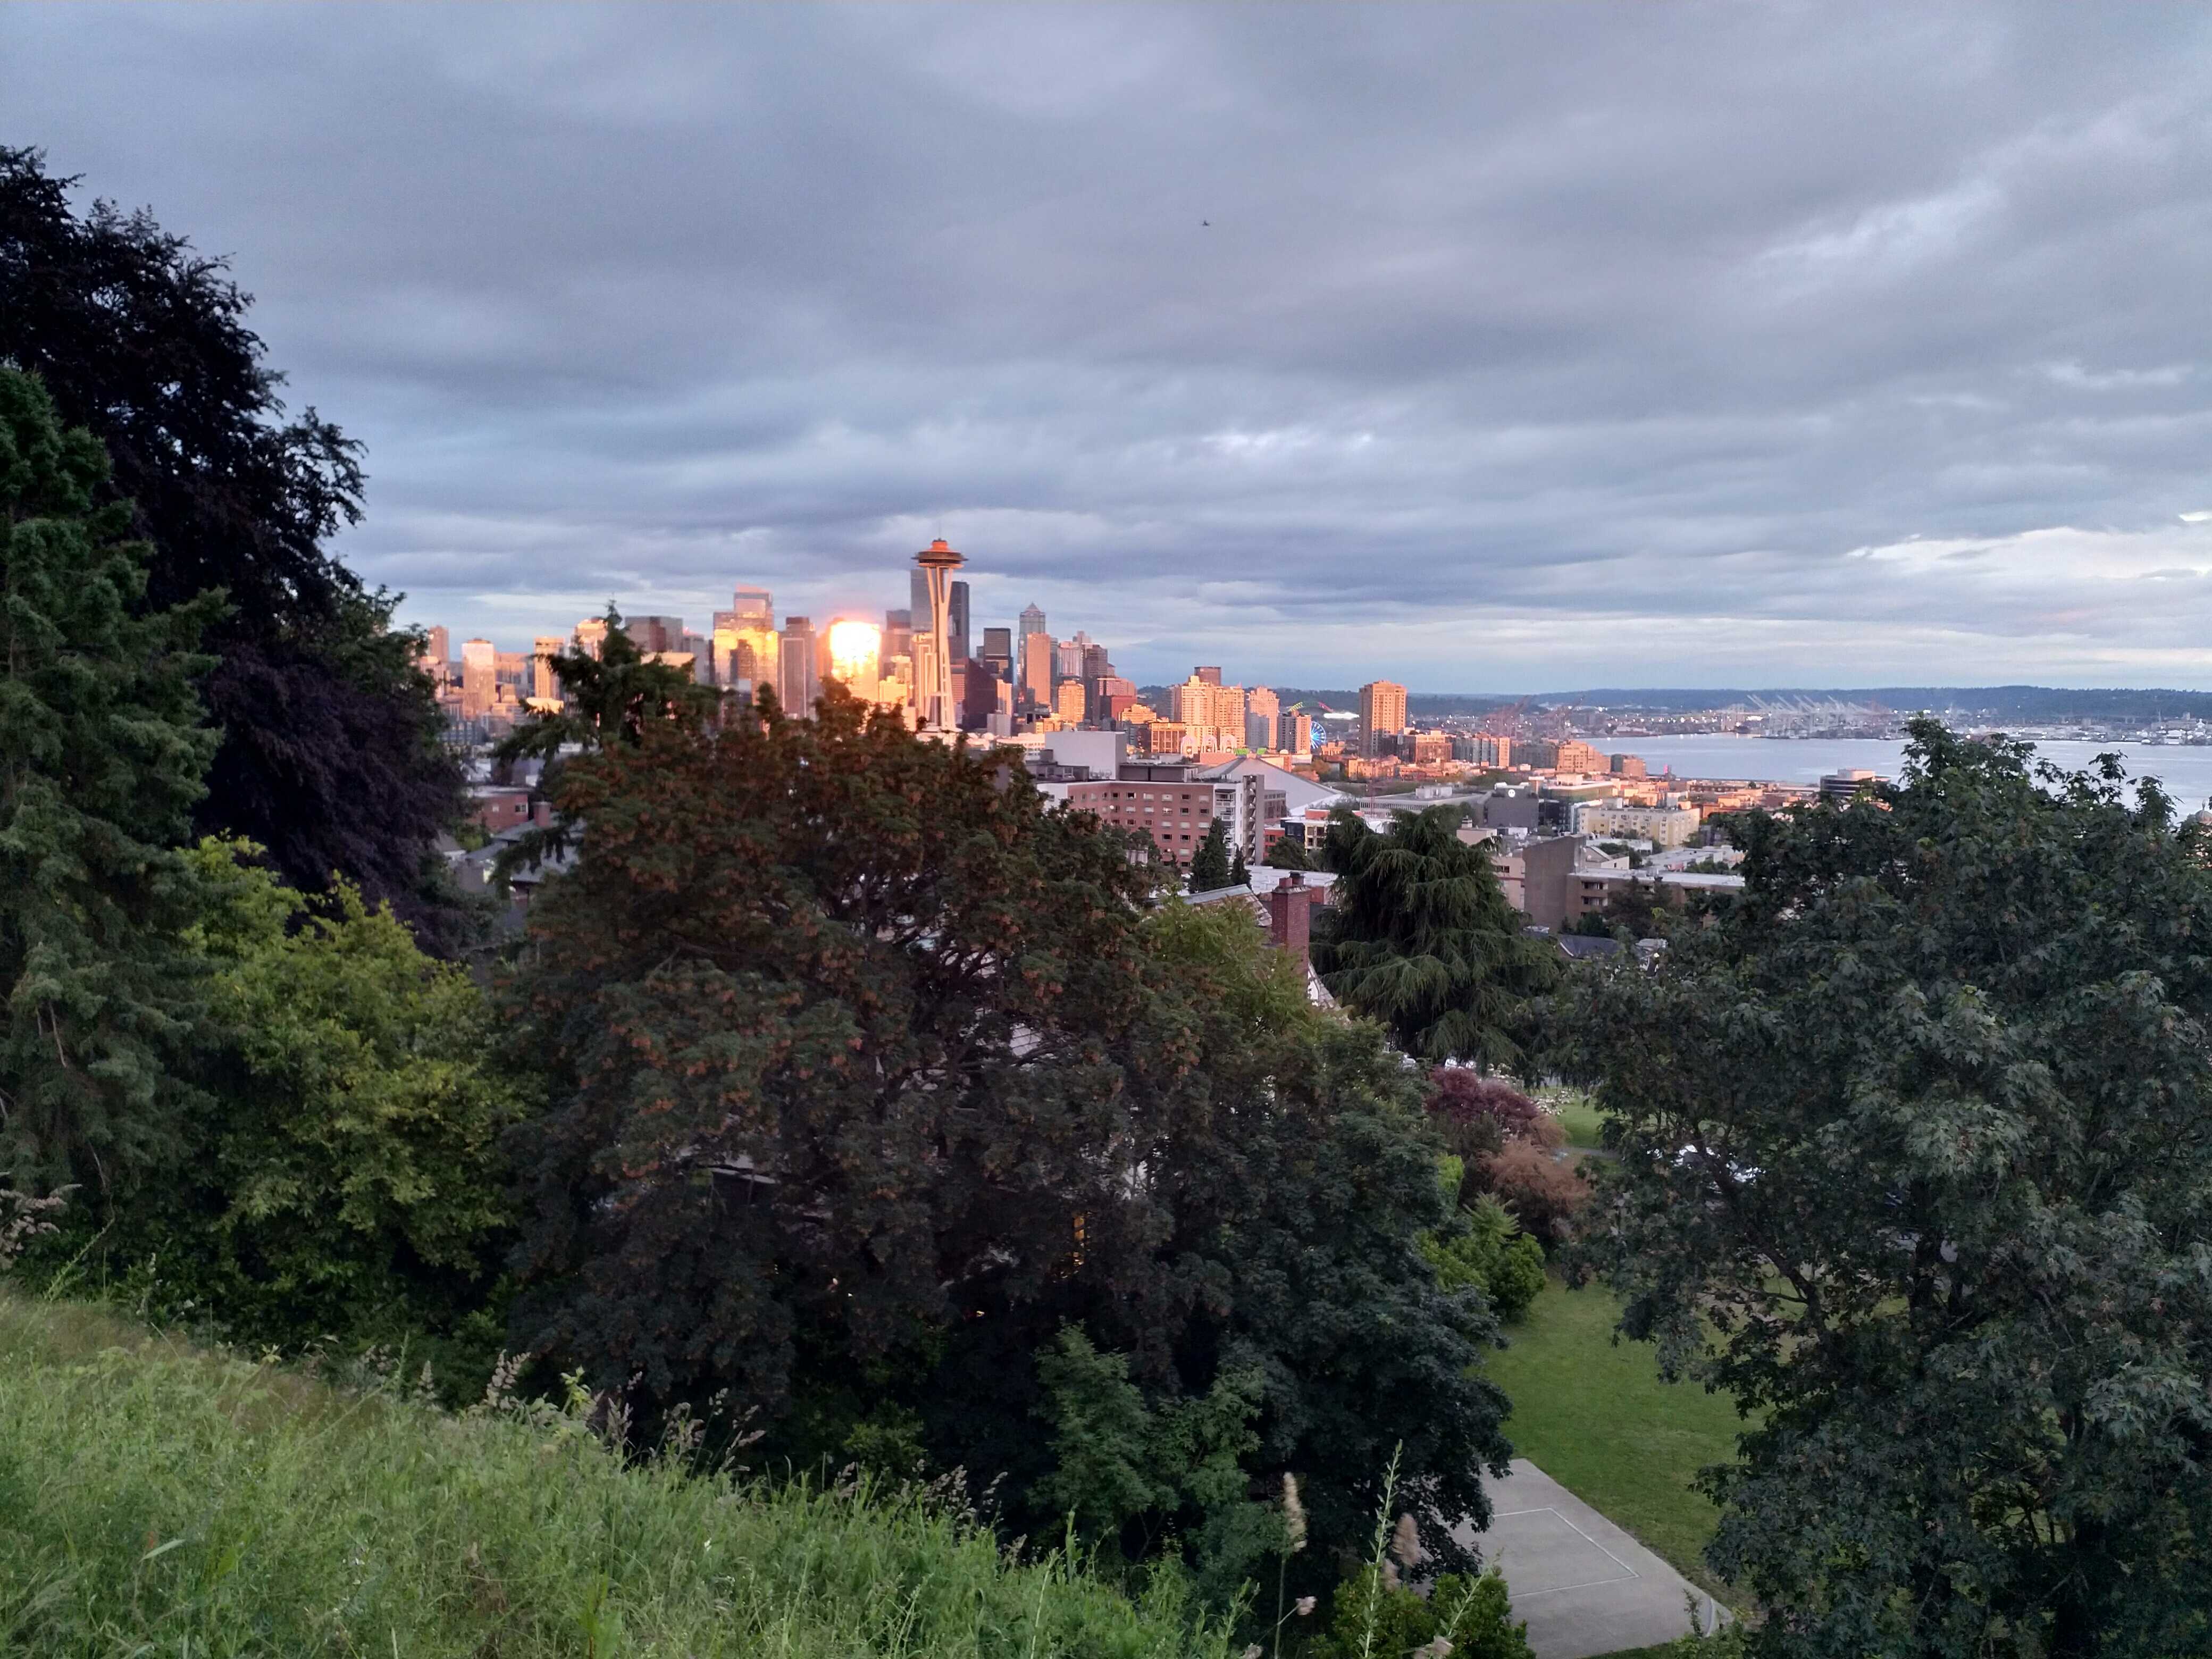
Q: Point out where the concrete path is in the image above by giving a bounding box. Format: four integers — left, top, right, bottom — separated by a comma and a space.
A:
1453, 1459, 1726, 1659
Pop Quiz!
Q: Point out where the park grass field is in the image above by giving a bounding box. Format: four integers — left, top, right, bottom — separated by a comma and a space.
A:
1539, 1086, 1611, 1152
1486, 1275, 1748, 1605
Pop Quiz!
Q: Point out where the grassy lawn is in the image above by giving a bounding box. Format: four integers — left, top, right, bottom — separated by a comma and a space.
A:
1539, 1084, 1610, 1150
1485, 1273, 1747, 1605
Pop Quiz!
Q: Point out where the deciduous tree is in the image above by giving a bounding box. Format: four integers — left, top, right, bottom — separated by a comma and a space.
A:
109, 840, 526, 1346
502, 701, 1514, 1597
1559, 722, 2212, 1658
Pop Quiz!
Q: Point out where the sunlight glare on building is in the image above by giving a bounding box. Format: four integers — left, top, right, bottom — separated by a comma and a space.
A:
826, 618, 883, 702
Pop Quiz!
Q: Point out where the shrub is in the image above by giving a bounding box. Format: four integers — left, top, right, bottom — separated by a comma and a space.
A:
69, 840, 523, 1360
1483, 1141, 1591, 1245
1312, 1565, 1532, 1659
1420, 1184, 1547, 1323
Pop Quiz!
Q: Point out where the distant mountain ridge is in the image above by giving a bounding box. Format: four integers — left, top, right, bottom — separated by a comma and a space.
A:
1249, 686, 2212, 724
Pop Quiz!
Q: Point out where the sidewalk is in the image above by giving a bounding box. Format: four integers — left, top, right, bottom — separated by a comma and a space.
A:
1453, 1459, 1727, 1659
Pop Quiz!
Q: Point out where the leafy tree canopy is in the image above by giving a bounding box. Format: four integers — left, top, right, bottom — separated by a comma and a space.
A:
1558, 720, 2212, 1659
0, 367, 219, 1195
0, 146, 463, 947
1311, 806, 1556, 1066
95, 839, 526, 1350
502, 697, 1511, 1597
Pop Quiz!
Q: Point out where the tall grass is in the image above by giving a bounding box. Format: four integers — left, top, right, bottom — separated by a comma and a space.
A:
0, 1294, 1233, 1658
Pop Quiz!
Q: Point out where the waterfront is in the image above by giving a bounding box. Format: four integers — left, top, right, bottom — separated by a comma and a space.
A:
1617, 735, 2212, 810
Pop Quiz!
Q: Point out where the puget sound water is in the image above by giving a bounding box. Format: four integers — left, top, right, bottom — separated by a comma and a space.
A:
1611, 734, 2212, 812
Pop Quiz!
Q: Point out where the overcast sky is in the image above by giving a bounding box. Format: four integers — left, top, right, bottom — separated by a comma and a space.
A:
8, 5, 2212, 690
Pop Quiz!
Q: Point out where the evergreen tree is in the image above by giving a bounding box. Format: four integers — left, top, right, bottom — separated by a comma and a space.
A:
1560, 723, 2212, 1657
0, 368, 221, 1193
1229, 849, 1249, 887
1264, 833, 1309, 871
1311, 806, 1556, 1066
1188, 819, 1233, 890
491, 610, 721, 884
0, 147, 464, 949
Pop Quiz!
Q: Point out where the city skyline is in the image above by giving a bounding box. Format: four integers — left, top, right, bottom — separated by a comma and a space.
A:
12, 9, 2212, 688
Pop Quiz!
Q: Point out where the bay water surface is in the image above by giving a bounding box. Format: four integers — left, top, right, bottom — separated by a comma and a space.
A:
1612, 735, 2212, 811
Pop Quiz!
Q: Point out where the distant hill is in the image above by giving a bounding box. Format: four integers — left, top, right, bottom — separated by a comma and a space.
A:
1143, 685, 2212, 725
1535, 688, 2212, 723
1255, 689, 1527, 718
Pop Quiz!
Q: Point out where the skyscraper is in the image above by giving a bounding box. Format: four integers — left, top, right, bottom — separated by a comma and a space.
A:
531, 636, 567, 704
1245, 686, 1280, 751
714, 614, 779, 694
422, 625, 451, 680
1359, 680, 1408, 757
778, 616, 819, 716
1020, 631, 1053, 713
630, 615, 685, 655
1017, 602, 1048, 681
1170, 674, 1245, 750
824, 617, 881, 703
946, 580, 970, 668
730, 586, 773, 627
981, 627, 1013, 683
460, 638, 497, 719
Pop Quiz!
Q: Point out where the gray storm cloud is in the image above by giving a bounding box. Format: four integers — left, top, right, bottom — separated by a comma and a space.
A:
5, 3, 2210, 688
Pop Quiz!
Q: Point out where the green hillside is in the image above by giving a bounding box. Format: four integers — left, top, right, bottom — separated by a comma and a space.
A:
0, 1294, 1230, 1658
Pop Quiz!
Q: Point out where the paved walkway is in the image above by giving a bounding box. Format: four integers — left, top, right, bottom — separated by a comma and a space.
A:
1453, 1459, 1727, 1659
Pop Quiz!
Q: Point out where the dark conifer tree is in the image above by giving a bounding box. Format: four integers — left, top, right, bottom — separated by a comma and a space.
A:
1188, 819, 1233, 891
0, 368, 221, 1193
1312, 806, 1556, 1066
0, 147, 465, 949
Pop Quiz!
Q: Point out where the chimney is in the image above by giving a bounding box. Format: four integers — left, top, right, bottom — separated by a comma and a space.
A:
1265, 870, 1314, 969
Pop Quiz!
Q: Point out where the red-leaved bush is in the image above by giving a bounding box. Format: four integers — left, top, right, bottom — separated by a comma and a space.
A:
1426, 1070, 1560, 1147
1484, 1141, 1591, 1243
1425, 1070, 1586, 1242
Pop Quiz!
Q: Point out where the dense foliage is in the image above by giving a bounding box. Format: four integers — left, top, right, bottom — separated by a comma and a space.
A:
502, 690, 1513, 1594
98, 841, 524, 1350
1424, 1071, 1591, 1250
0, 368, 219, 1195
0, 146, 464, 946
1311, 807, 1555, 1066
1559, 722, 2212, 1658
